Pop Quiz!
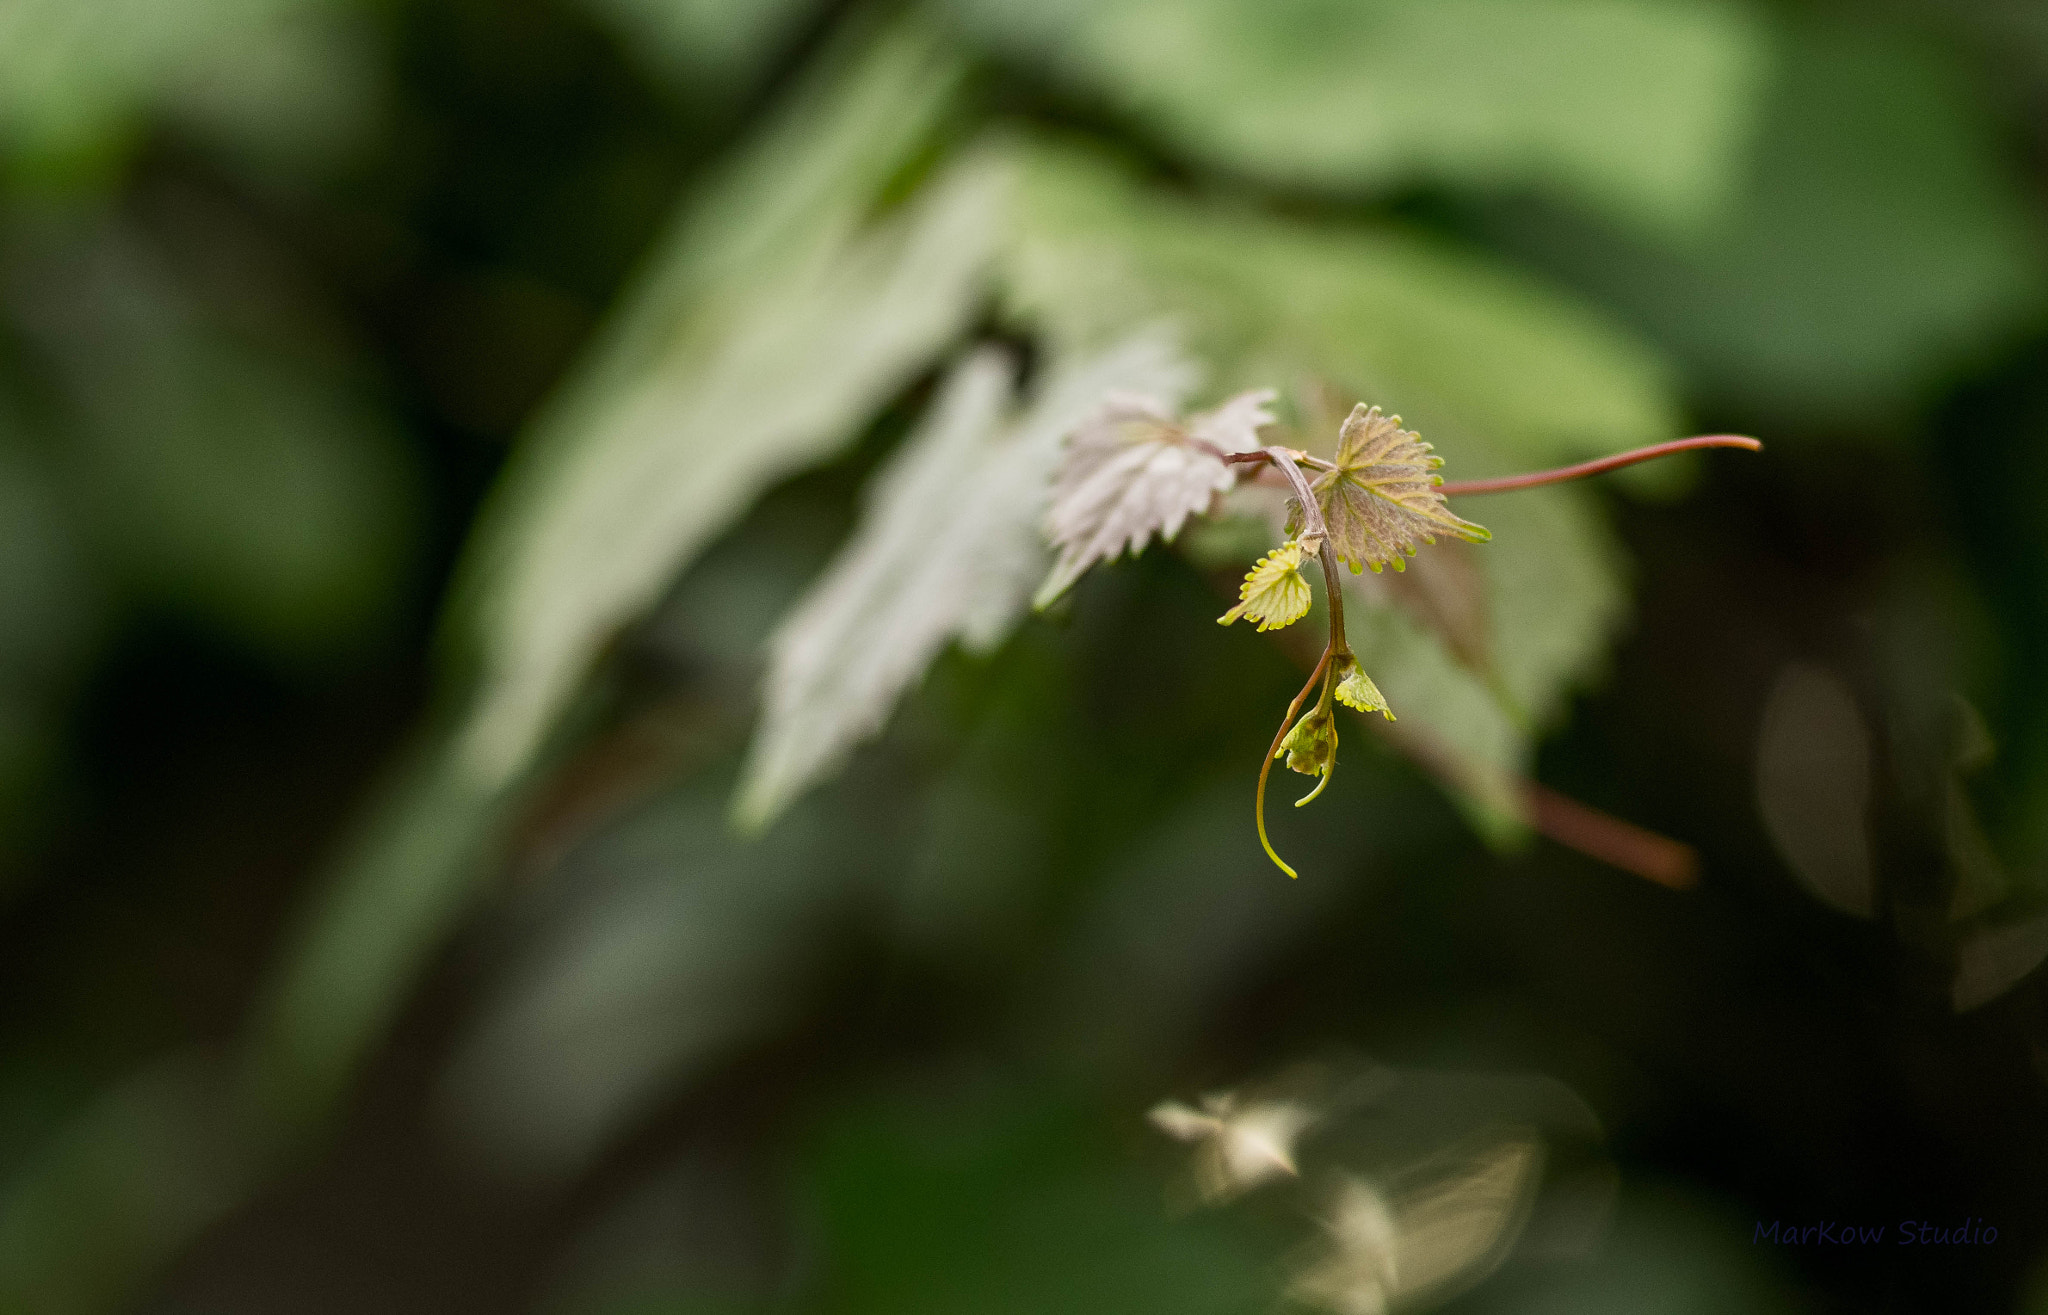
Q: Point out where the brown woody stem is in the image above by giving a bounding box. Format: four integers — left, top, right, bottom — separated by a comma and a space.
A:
1438, 435, 1761, 496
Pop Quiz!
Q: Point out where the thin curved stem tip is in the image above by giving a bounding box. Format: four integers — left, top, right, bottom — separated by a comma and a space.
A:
1257, 648, 1330, 879
1438, 435, 1761, 496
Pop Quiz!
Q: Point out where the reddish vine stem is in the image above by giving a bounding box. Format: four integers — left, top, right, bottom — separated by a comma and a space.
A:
1437, 435, 1761, 496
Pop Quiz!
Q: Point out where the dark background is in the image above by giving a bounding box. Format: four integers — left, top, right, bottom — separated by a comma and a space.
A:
1, 1, 2045, 1312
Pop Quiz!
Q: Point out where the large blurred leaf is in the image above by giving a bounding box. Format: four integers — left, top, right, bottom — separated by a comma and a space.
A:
453, 20, 986, 788
1489, 15, 2048, 426
1001, 140, 1680, 470
241, 11, 980, 1138
734, 335, 1193, 827
1334, 485, 1626, 839
952, 0, 1770, 239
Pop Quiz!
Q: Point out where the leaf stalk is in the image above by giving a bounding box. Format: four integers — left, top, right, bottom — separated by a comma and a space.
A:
1437, 435, 1760, 496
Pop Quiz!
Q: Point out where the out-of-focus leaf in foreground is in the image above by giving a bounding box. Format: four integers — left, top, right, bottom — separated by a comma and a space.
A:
1288, 1139, 1542, 1315
454, 20, 986, 789
953, 0, 1771, 238
245, 15, 980, 1135
1148, 1091, 1316, 1204
734, 336, 1194, 829
1952, 912, 2048, 1013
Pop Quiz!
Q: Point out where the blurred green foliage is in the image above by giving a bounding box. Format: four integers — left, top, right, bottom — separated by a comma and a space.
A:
0, 1, 2043, 1313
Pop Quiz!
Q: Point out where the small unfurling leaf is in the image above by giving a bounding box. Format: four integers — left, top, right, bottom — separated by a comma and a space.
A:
1278, 705, 1336, 779
1290, 404, 1491, 574
1036, 388, 1275, 607
1334, 656, 1393, 720
1219, 540, 1313, 631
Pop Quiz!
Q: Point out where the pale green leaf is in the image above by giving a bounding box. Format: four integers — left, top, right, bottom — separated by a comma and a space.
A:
1217, 541, 1312, 632
1291, 405, 1490, 574
1037, 388, 1274, 607
1331, 480, 1627, 841
733, 334, 1194, 828
1334, 656, 1391, 720
1002, 139, 1679, 469
1340, 575, 1528, 841
453, 24, 985, 788
954, 0, 1771, 238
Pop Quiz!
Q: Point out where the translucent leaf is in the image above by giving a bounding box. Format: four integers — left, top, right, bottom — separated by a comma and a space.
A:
453, 23, 983, 787
1339, 573, 1527, 842
1035, 388, 1273, 607
954, 0, 1771, 238
1290, 405, 1491, 574
1217, 541, 1312, 632
1148, 1092, 1314, 1204
733, 334, 1194, 828
1328, 483, 1628, 843
1377, 541, 1490, 678
1289, 1140, 1541, 1315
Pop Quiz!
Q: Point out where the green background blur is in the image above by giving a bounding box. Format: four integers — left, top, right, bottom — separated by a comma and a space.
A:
1, 0, 2046, 1311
